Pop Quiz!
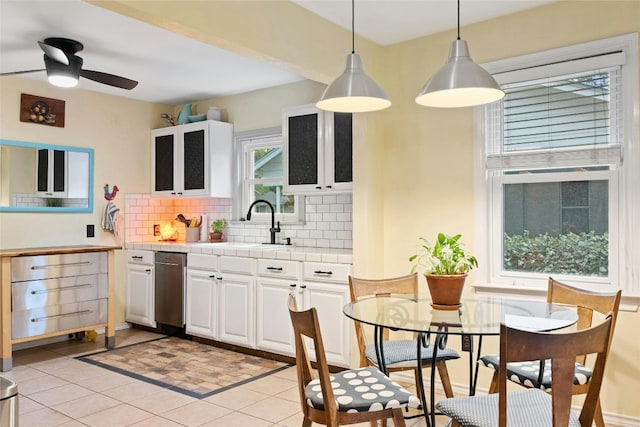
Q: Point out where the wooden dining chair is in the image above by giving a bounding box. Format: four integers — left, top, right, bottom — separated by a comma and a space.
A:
288, 293, 421, 427
437, 314, 614, 427
349, 274, 459, 401
478, 277, 621, 427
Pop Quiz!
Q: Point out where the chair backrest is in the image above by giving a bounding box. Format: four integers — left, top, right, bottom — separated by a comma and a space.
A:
498, 315, 613, 427
348, 274, 419, 366
288, 292, 338, 420
547, 277, 621, 364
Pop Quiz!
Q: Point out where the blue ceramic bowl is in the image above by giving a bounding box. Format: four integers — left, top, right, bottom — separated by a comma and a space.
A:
188, 114, 207, 123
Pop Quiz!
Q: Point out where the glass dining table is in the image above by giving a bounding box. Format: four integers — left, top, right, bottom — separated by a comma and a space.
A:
343, 295, 578, 427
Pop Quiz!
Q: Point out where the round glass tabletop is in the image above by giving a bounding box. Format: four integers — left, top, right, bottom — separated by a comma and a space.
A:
343, 295, 578, 336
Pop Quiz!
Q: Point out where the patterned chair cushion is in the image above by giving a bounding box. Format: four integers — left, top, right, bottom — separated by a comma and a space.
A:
305, 367, 422, 412
365, 339, 460, 367
436, 388, 581, 427
479, 354, 593, 391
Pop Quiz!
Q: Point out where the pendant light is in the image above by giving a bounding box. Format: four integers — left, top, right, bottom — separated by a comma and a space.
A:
415, 0, 504, 108
316, 0, 391, 113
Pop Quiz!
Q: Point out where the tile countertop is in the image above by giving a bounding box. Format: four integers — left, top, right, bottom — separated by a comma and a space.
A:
126, 242, 353, 264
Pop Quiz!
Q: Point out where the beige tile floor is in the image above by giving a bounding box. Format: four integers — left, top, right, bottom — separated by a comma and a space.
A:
3, 328, 449, 427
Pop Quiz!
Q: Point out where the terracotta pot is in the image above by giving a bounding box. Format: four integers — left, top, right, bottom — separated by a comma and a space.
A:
209, 231, 223, 242
425, 273, 467, 309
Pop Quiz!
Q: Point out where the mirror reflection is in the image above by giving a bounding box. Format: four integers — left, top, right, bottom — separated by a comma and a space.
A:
0, 140, 93, 212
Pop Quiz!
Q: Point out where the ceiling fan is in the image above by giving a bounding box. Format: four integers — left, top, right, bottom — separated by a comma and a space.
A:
1, 37, 138, 90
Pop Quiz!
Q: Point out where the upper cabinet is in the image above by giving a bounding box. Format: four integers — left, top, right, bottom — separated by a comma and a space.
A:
282, 104, 352, 194
151, 120, 233, 197
36, 149, 66, 197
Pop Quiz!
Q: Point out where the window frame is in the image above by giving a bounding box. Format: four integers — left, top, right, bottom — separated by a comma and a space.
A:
473, 33, 639, 303
234, 128, 304, 224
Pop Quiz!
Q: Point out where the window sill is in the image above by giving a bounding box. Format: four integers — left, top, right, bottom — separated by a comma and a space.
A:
472, 282, 640, 312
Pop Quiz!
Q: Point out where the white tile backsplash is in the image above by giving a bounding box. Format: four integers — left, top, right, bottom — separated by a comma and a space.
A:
124, 193, 352, 249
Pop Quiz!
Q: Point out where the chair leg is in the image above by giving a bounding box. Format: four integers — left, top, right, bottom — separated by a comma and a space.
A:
391, 408, 407, 427
488, 370, 499, 394
436, 361, 455, 398
594, 398, 606, 427
302, 417, 312, 427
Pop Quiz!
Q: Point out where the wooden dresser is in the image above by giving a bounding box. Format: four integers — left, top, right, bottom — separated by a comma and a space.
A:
0, 245, 119, 371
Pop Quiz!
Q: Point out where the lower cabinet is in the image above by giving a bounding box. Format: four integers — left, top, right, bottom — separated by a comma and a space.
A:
125, 250, 156, 328
185, 267, 218, 339
256, 277, 297, 356
219, 273, 255, 347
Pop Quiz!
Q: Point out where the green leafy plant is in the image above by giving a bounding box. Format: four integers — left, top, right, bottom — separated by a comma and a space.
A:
409, 233, 478, 275
504, 231, 607, 276
210, 219, 228, 233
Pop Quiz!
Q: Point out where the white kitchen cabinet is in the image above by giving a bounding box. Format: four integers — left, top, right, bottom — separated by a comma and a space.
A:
125, 250, 156, 328
218, 256, 256, 347
256, 259, 301, 355
36, 148, 66, 197
282, 104, 352, 194
151, 120, 233, 197
300, 261, 352, 367
185, 254, 218, 339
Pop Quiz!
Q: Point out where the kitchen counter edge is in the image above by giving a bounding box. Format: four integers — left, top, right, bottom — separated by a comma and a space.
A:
126, 242, 353, 265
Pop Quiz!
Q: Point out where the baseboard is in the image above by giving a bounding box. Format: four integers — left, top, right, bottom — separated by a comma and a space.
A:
391, 371, 639, 427
12, 322, 131, 351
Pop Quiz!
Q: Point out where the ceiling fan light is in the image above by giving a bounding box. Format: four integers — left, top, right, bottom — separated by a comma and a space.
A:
416, 39, 504, 108
317, 53, 391, 113
44, 54, 81, 88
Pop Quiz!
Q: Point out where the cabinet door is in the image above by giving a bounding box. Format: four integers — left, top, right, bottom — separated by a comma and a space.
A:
185, 268, 218, 339
125, 264, 156, 328
283, 104, 324, 194
180, 122, 209, 196
256, 278, 297, 355
324, 112, 353, 192
302, 281, 351, 367
151, 127, 178, 195
36, 149, 67, 196
218, 273, 255, 347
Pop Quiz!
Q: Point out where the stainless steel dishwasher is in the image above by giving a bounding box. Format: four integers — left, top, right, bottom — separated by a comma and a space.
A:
154, 252, 186, 329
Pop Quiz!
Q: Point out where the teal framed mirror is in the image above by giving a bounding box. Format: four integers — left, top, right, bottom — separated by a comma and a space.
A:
0, 139, 94, 213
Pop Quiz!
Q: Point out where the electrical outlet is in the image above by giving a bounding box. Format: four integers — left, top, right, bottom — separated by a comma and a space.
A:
86, 224, 95, 238
461, 334, 473, 352
153, 224, 160, 236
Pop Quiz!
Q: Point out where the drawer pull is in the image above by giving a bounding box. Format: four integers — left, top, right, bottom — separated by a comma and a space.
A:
313, 270, 333, 276
155, 261, 181, 267
131, 256, 144, 260
31, 283, 93, 294
31, 261, 92, 270
31, 309, 92, 322
266, 266, 283, 271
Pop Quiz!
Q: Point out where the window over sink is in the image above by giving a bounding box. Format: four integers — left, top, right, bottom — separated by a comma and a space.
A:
236, 128, 303, 223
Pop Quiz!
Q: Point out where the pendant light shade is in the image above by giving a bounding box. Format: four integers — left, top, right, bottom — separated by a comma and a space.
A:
415, 1, 504, 108
317, 0, 390, 113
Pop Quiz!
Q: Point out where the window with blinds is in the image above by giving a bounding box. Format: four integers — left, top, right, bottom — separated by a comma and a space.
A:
477, 33, 639, 295
502, 68, 620, 153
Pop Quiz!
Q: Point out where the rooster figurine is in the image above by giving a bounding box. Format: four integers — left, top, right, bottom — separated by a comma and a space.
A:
104, 184, 119, 201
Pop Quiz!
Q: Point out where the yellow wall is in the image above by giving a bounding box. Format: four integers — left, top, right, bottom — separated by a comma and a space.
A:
1, 0, 638, 422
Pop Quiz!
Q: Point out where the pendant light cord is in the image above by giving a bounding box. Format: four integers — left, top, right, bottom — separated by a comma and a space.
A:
457, 0, 461, 40
351, 0, 355, 53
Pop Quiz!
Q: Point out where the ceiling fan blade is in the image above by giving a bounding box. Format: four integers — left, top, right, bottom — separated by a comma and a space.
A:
80, 69, 138, 90
38, 41, 69, 65
0, 69, 46, 76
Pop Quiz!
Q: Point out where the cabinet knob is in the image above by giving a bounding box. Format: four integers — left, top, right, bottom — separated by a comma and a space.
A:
315, 186, 322, 189
209, 275, 216, 278
145, 269, 151, 273
326, 185, 332, 189
289, 284, 297, 288
300, 285, 307, 289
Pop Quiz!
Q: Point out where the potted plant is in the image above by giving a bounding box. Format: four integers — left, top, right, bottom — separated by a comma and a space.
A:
209, 219, 228, 242
409, 232, 478, 309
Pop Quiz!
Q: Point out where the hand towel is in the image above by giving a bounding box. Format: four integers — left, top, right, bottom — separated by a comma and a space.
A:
102, 201, 120, 236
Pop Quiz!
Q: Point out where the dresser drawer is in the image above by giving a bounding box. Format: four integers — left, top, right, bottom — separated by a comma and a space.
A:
257, 259, 300, 280
11, 252, 107, 282
12, 274, 108, 311
12, 299, 108, 339
303, 262, 351, 283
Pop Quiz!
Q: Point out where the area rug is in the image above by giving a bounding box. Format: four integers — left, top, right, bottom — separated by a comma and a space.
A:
76, 337, 291, 399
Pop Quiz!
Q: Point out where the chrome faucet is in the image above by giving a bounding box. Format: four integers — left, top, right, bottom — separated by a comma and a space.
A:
246, 199, 281, 244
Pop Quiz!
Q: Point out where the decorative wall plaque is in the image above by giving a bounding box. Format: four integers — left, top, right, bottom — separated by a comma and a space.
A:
20, 93, 65, 127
